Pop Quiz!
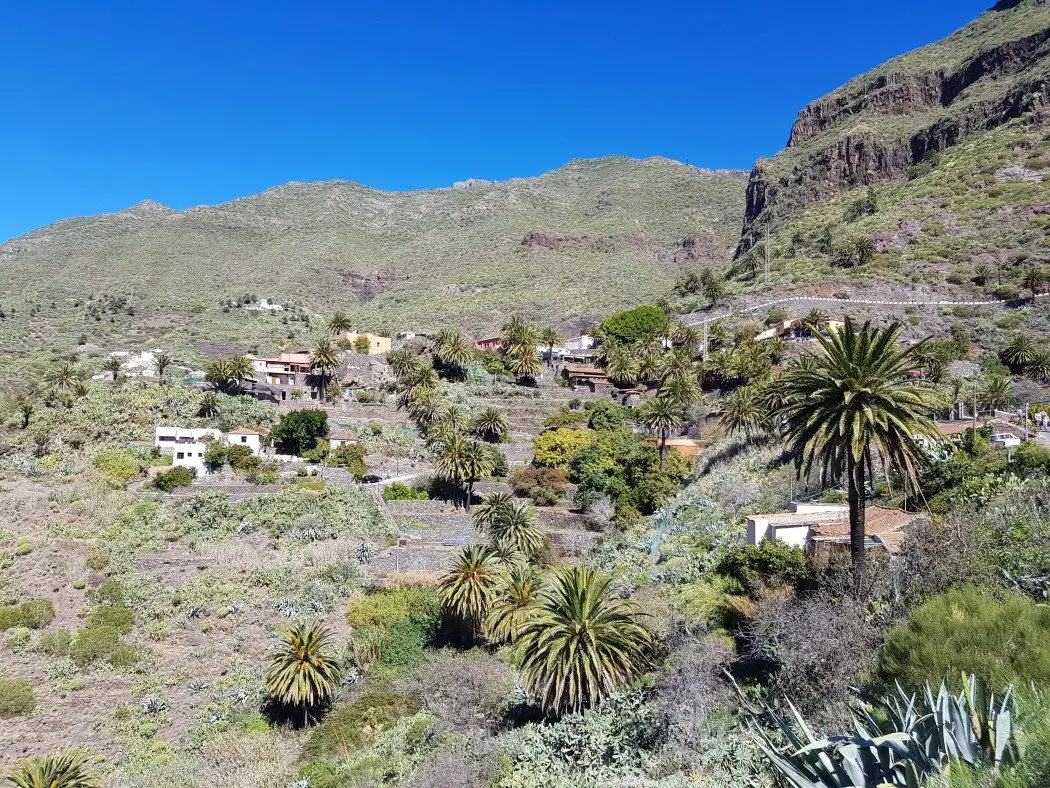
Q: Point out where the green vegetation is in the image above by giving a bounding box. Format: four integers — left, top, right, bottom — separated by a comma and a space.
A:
0, 678, 36, 718
270, 409, 328, 456
0, 599, 55, 631
5, 749, 103, 788
265, 620, 343, 726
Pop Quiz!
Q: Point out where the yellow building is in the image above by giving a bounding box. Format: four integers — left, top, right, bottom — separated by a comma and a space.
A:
342, 332, 392, 355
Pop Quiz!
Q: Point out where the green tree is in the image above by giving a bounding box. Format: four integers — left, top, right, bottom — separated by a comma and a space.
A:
265, 620, 343, 727
640, 396, 684, 469
470, 407, 508, 442
154, 353, 171, 383
599, 305, 668, 345
720, 385, 768, 439
1021, 266, 1046, 302
508, 348, 541, 385
197, 392, 220, 418
514, 565, 654, 716
101, 358, 122, 382
270, 409, 329, 456
438, 544, 502, 643
485, 563, 540, 644
773, 319, 939, 595
6, 749, 102, 788
327, 312, 353, 335
1001, 333, 1037, 371
533, 427, 595, 469
310, 338, 341, 400
540, 326, 562, 367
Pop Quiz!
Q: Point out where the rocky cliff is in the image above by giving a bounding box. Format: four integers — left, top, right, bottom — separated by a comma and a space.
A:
738, 0, 1050, 255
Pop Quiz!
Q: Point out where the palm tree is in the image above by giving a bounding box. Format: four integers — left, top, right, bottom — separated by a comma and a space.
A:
540, 327, 562, 367
670, 323, 703, 353
154, 353, 171, 383
438, 544, 502, 643
327, 312, 353, 335
637, 339, 668, 384
604, 347, 640, 387
386, 348, 419, 379
486, 563, 541, 644
640, 396, 684, 468
310, 338, 341, 400
503, 316, 538, 357
6, 749, 102, 788
473, 491, 515, 531
508, 348, 541, 386
470, 407, 508, 442
487, 499, 545, 560
45, 362, 81, 393
514, 565, 654, 717
1021, 266, 1046, 302
853, 235, 876, 265
197, 392, 220, 418
980, 374, 1015, 412
720, 385, 768, 438
434, 328, 475, 375
406, 387, 445, 432
101, 358, 122, 382
265, 620, 342, 727
700, 270, 727, 307
436, 432, 495, 510
205, 358, 235, 393
736, 251, 760, 281
773, 319, 939, 596
6, 391, 35, 429
1001, 332, 1037, 371
659, 370, 701, 408
230, 356, 254, 391
1027, 350, 1050, 384
803, 308, 829, 336
973, 264, 992, 286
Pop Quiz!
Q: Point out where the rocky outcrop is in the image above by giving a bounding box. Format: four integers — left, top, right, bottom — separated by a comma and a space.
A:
520, 231, 615, 253
738, 4, 1050, 255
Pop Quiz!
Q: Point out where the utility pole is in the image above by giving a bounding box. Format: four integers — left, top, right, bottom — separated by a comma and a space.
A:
702, 322, 709, 362
764, 228, 771, 287
1025, 402, 1030, 441
972, 377, 978, 431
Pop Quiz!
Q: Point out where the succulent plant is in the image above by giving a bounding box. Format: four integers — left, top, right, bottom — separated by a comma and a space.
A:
141, 696, 168, 715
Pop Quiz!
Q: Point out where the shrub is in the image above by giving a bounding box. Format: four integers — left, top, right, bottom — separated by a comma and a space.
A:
587, 401, 628, 432
270, 409, 329, 456
533, 428, 595, 469
543, 410, 589, 430
89, 579, 125, 606
509, 466, 568, 505
347, 588, 439, 629
69, 625, 137, 668
86, 605, 134, 635
600, 305, 668, 344
153, 465, 196, 492
301, 687, 419, 760
0, 600, 55, 631
877, 588, 1050, 692
94, 448, 142, 487
346, 588, 441, 672
716, 541, 809, 596
0, 678, 35, 718
203, 440, 229, 471
85, 548, 110, 571
383, 483, 429, 501
35, 629, 72, 657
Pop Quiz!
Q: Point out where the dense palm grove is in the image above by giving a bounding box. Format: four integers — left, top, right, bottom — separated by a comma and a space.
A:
2, 287, 1050, 788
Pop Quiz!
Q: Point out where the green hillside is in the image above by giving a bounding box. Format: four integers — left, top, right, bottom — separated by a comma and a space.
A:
0, 157, 746, 343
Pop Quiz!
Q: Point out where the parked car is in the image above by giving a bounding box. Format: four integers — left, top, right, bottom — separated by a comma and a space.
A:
991, 433, 1021, 449
361, 474, 383, 484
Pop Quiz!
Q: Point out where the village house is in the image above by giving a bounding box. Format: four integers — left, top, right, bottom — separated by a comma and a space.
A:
246, 351, 316, 401
651, 436, 703, 458
329, 430, 357, 449
154, 426, 265, 476
341, 331, 392, 355
227, 427, 265, 454
561, 365, 610, 392
746, 501, 923, 560
754, 318, 845, 342
475, 336, 503, 353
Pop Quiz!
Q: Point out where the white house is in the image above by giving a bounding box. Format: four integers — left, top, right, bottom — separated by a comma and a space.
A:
329, 430, 357, 449
226, 427, 264, 456
747, 502, 849, 549
154, 427, 222, 476
566, 335, 596, 351
747, 501, 921, 556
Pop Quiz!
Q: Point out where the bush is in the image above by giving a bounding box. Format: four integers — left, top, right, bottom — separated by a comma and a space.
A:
716, 541, 809, 596
346, 588, 441, 672
85, 548, 110, 571
89, 579, 125, 606
509, 466, 567, 505
270, 409, 329, 456
301, 688, 419, 760
94, 448, 142, 487
203, 440, 229, 471
69, 625, 137, 668
533, 428, 595, 469
35, 629, 72, 657
153, 465, 196, 492
600, 305, 668, 344
347, 588, 439, 629
543, 410, 589, 430
329, 443, 367, 479
383, 483, 429, 501
86, 605, 134, 634
0, 678, 35, 718
877, 587, 1050, 692
0, 600, 55, 631
587, 401, 628, 432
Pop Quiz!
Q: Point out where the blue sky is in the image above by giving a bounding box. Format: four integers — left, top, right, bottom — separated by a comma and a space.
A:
0, 0, 992, 242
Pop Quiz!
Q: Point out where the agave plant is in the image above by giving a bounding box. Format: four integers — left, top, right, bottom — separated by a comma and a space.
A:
751, 676, 1018, 788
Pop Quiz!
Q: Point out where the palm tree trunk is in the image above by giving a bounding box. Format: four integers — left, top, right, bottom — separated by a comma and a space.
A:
659, 429, 668, 470
846, 452, 868, 598
465, 480, 473, 513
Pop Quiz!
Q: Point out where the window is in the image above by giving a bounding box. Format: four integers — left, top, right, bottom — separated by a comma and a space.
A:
176, 452, 184, 460
241, 436, 247, 443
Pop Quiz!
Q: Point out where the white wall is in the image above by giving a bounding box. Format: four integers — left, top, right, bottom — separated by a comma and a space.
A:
226, 433, 262, 456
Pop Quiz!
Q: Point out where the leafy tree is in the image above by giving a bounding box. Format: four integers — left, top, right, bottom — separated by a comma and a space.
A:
101, 357, 122, 382
266, 620, 343, 726
154, 353, 171, 383
540, 326, 562, 367
470, 407, 508, 442
270, 409, 329, 456
599, 305, 668, 345
773, 319, 939, 595
310, 338, 341, 400
587, 401, 627, 432
640, 396, 684, 469
438, 544, 502, 643
6, 749, 102, 788
514, 565, 654, 716
533, 427, 595, 469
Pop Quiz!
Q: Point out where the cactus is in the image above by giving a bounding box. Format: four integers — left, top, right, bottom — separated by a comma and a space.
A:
751, 676, 1018, 788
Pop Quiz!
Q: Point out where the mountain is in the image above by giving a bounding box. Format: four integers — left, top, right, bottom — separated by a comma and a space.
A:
736, 0, 1050, 300
0, 157, 747, 336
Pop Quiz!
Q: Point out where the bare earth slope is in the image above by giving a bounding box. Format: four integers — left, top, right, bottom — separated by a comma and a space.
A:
0, 157, 746, 333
